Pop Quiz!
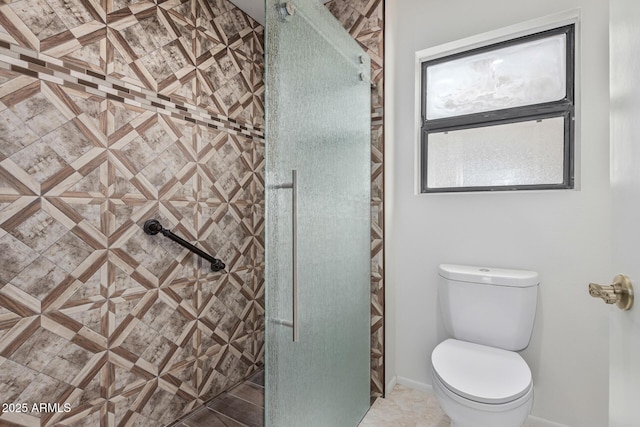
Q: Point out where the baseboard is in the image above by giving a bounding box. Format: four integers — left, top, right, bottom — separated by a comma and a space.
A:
526, 415, 570, 427
396, 376, 434, 394
385, 375, 398, 395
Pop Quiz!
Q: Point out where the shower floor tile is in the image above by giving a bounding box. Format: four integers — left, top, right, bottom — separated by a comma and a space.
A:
173, 370, 264, 427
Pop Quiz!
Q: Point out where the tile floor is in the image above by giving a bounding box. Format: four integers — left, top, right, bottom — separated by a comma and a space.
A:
359, 384, 536, 427
173, 375, 533, 427
172, 370, 265, 427
358, 385, 450, 427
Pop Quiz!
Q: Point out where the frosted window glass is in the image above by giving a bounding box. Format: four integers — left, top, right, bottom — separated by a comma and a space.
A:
426, 117, 565, 189
426, 35, 566, 119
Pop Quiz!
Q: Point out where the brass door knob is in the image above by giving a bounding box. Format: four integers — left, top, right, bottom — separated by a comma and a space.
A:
588, 274, 634, 311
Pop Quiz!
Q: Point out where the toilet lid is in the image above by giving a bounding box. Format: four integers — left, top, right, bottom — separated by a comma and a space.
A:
431, 339, 532, 404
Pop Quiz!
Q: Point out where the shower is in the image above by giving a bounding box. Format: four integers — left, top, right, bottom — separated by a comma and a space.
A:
0, 0, 380, 425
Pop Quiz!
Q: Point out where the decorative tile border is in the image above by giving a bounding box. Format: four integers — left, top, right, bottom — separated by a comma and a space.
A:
0, 40, 265, 142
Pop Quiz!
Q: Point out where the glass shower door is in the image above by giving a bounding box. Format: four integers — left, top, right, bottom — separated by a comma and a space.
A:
264, 0, 371, 425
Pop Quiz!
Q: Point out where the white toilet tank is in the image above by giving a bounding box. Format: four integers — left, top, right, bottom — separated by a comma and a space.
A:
438, 264, 539, 351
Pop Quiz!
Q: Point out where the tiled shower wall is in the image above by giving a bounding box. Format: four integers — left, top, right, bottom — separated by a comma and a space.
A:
327, 0, 385, 398
0, 0, 265, 425
0, 0, 384, 424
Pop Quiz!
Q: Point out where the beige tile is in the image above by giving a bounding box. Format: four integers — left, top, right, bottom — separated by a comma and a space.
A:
0, 108, 39, 157
0, 358, 39, 402
359, 385, 449, 427
0, 234, 39, 283
9, 0, 67, 41
360, 384, 538, 427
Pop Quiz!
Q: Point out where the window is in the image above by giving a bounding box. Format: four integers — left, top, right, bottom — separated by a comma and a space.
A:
420, 25, 575, 193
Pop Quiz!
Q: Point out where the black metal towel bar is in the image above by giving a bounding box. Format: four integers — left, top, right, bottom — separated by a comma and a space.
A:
143, 219, 226, 272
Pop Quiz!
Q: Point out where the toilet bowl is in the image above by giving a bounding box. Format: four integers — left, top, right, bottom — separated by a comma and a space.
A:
431, 265, 539, 427
431, 339, 533, 427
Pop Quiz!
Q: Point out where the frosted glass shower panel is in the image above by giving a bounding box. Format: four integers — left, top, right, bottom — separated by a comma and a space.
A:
426, 34, 567, 119
426, 117, 566, 188
265, 0, 371, 425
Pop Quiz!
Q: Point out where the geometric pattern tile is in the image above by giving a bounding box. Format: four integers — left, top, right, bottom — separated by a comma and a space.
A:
327, 0, 385, 399
0, 0, 264, 136
0, 2, 383, 427
0, 0, 265, 424
102, 0, 265, 126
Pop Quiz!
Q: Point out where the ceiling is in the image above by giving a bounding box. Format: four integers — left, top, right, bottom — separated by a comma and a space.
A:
230, 0, 265, 25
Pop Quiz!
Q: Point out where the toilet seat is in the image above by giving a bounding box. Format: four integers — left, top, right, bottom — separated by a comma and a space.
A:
432, 339, 532, 405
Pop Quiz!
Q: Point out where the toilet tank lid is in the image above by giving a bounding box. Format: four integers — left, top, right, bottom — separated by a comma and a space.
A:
439, 264, 539, 288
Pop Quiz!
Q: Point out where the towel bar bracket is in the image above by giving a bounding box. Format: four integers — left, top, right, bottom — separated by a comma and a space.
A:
143, 219, 226, 272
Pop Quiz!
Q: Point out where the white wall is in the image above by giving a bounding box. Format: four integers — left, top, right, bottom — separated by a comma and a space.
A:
387, 1, 611, 426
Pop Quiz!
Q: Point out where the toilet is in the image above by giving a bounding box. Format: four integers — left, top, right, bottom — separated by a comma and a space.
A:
431, 264, 539, 427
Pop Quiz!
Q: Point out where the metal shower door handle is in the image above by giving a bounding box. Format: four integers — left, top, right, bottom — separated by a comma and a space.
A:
291, 169, 298, 342
271, 170, 299, 342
